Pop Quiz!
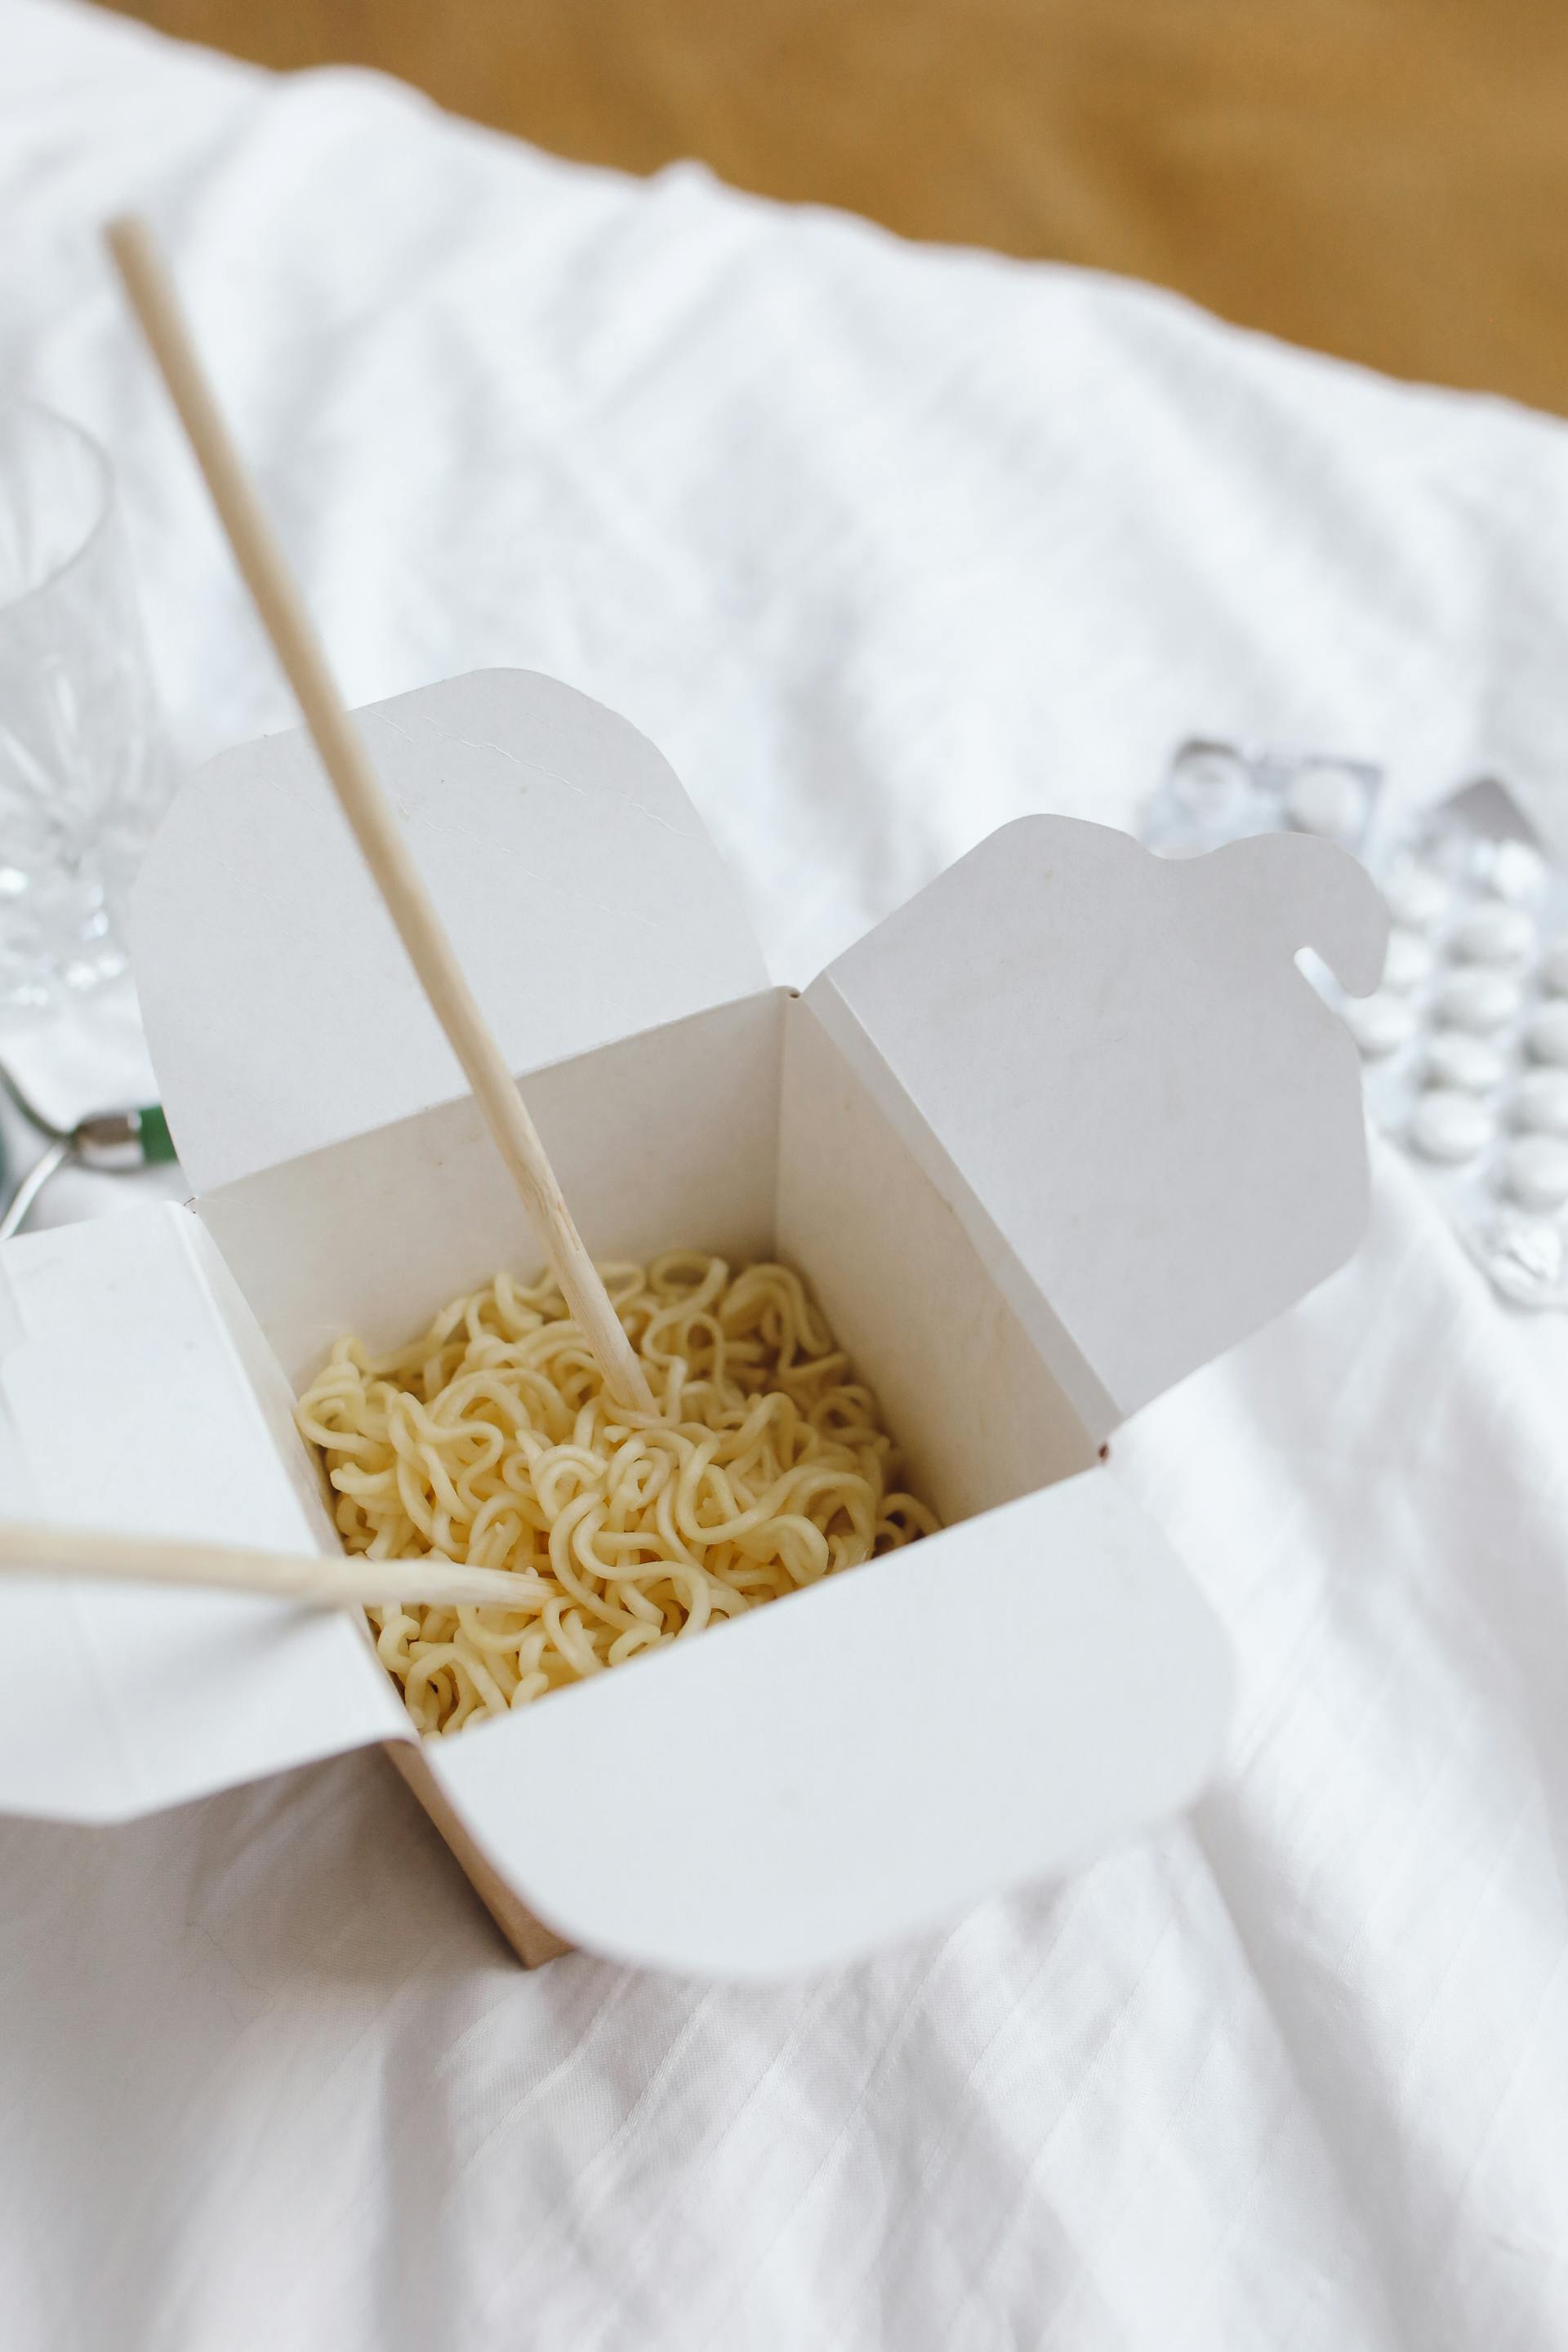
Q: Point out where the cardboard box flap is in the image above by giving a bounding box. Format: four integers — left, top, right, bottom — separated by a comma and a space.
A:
0, 1207, 408, 1822
131, 670, 769, 1193
806, 819, 1387, 1438
426, 1467, 1234, 1977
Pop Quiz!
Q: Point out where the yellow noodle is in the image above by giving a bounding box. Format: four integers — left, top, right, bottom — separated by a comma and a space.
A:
295, 1253, 939, 1735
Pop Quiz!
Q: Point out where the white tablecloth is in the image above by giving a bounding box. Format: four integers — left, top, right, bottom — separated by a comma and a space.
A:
2, 4, 1566, 2345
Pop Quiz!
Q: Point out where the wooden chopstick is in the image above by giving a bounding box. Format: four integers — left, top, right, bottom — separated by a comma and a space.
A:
0, 1520, 541, 1610
105, 215, 655, 1414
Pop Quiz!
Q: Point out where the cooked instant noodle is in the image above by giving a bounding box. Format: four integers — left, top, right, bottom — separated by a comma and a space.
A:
295, 1252, 939, 1735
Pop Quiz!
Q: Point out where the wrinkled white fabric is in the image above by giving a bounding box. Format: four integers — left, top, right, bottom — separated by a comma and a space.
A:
1, 3, 1566, 2345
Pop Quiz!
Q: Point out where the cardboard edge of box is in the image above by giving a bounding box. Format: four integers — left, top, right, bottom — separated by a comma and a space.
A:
0, 669, 1388, 1974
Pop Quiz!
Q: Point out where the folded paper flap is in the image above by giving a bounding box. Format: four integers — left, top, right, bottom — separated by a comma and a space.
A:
0, 1208, 407, 1822
809, 817, 1383, 1430
131, 670, 768, 1192
426, 1468, 1234, 1977
1202, 830, 1389, 997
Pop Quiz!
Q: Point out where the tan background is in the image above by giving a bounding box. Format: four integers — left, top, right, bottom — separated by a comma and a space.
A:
107, 0, 1567, 413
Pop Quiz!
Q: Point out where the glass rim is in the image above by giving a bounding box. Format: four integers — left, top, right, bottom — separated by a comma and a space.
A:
0, 398, 117, 624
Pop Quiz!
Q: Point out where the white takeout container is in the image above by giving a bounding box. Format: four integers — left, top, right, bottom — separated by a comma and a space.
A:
0, 670, 1387, 1978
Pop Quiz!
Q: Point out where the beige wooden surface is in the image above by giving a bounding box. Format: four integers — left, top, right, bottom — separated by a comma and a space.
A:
105, 0, 1566, 412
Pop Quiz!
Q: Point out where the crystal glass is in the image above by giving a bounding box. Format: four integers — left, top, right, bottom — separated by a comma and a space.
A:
0, 403, 172, 1014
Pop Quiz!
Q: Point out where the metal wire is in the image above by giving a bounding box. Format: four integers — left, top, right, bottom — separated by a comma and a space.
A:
0, 1061, 65, 1141
0, 1138, 72, 1241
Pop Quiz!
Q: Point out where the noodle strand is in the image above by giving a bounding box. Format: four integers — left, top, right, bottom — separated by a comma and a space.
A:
296, 1253, 938, 1735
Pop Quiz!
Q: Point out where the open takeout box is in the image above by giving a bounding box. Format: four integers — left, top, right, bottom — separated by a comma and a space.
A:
0, 670, 1387, 1978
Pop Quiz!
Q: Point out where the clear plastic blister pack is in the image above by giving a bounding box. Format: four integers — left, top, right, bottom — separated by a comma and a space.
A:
1143, 740, 1385, 861
1144, 744, 1568, 1307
